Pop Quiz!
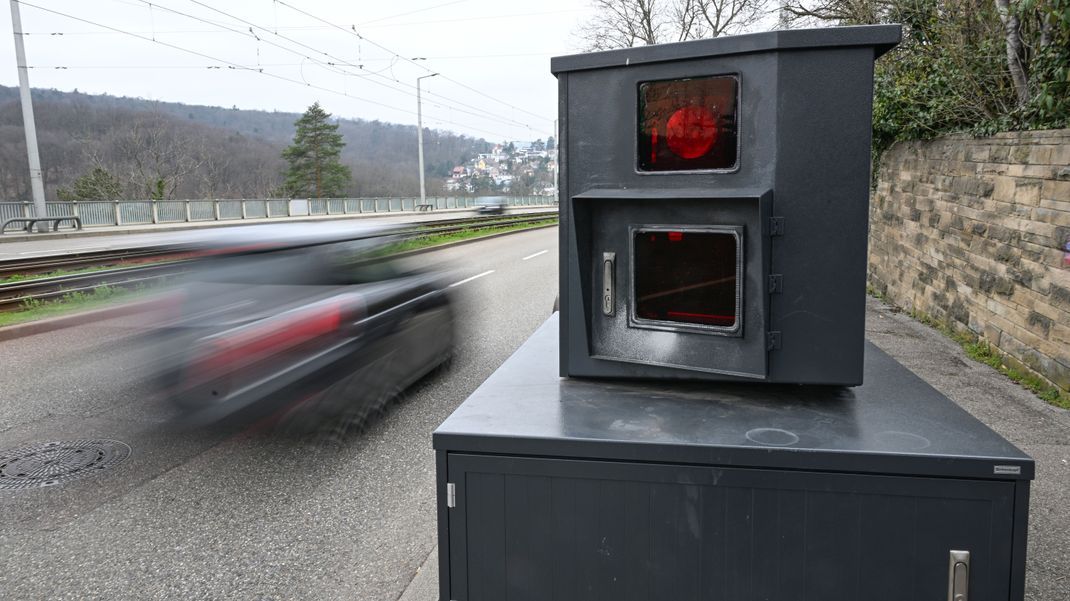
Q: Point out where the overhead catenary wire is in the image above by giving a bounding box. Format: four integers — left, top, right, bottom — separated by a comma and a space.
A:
12, 0, 528, 142
271, 0, 553, 124
150, 0, 546, 134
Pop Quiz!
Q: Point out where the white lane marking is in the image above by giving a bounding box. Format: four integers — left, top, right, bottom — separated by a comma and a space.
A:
17, 246, 109, 255
521, 250, 548, 261
449, 270, 495, 288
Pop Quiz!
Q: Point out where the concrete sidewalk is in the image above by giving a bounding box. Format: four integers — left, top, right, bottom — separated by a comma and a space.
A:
399, 296, 1070, 600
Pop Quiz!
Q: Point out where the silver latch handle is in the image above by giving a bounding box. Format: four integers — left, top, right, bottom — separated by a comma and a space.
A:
948, 550, 969, 601
602, 252, 615, 316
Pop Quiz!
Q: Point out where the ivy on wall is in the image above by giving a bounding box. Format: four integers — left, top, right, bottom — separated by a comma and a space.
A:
786, 0, 1070, 152
874, 0, 1070, 151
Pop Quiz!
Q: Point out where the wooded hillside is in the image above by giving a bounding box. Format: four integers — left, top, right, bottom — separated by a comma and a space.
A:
0, 86, 491, 200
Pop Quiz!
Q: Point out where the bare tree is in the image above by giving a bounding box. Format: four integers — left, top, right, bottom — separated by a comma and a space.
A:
780, 0, 887, 25
109, 114, 205, 199
579, 0, 770, 51
994, 0, 1029, 107
681, 0, 771, 39
782, 0, 1050, 111
580, 0, 663, 50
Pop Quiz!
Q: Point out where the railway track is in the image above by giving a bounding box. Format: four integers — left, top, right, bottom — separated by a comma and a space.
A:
0, 213, 557, 312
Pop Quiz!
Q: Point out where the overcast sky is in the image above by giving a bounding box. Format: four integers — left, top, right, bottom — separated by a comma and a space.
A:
1, 0, 598, 142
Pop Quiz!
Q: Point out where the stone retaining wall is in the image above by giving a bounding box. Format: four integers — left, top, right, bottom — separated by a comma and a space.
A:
868, 129, 1070, 390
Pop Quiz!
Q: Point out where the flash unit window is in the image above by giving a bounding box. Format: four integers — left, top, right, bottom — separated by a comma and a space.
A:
637, 75, 738, 172
632, 227, 742, 333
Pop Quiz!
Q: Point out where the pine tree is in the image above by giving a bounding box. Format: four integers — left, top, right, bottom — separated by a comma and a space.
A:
281, 102, 352, 198
56, 167, 123, 201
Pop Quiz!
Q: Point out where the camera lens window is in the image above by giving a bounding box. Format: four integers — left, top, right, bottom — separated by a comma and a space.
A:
633, 229, 740, 329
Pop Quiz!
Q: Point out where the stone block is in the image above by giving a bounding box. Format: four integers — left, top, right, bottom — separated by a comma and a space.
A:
1006, 266, 1035, 289
990, 146, 1012, 163
1051, 284, 1070, 312
1028, 146, 1054, 165
1040, 179, 1069, 200
1026, 310, 1054, 338
1024, 165, 1057, 179
994, 244, 1019, 265
1022, 219, 1057, 244
1014, 180, 1042, 205
1032, 207, 1070, 227
1039, 198, 1070, 213
991, 176, 1017, 202
1050, 144, 1070, 166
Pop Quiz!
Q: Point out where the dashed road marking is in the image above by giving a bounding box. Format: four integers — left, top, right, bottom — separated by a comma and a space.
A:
522, 250, 548, 261
449, 270, 495, 288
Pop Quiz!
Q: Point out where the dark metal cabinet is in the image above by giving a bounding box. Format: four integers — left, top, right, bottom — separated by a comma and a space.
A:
435, 316, 1033, 601
443, 455, 1021, 601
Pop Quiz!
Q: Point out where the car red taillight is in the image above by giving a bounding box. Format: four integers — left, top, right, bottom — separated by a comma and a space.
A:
185, 293, 364, 387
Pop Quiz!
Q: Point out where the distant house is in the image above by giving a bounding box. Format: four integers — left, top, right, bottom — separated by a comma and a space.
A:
451, 166, 467, 179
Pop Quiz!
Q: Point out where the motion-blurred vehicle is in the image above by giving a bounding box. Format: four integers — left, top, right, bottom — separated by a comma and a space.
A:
474, 199, 506, 215
152, 222, 455, 432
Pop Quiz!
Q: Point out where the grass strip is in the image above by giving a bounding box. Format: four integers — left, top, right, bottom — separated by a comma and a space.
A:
0, 285, 147, 328
0, 264, 116, 285
868, 286, 1070, 410
387, 218, 558, 254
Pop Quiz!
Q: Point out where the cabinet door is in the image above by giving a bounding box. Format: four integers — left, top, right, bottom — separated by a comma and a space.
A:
446, 454, 1016, 601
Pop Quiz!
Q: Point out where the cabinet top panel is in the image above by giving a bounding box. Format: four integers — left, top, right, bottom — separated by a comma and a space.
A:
434, 314, 1033, 481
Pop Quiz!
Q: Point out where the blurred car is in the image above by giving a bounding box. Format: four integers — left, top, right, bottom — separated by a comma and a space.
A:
151, 222, 455, 432
475, 199, 506, 215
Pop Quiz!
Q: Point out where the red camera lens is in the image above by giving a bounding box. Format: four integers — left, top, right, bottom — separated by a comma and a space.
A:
666, 106, 718, 159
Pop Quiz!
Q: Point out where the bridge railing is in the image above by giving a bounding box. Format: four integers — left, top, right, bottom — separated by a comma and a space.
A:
0, 196, 556, 228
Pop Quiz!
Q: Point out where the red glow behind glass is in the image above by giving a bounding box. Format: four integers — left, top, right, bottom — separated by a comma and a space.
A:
666, 107, 718, 159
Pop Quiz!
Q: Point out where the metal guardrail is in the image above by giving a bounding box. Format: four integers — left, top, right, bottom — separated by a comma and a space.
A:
1, 216, 82, 234
0, 213, 560, 311
0, 196, 554, 229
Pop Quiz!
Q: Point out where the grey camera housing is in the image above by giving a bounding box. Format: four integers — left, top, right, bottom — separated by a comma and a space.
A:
553, 25, 901, 385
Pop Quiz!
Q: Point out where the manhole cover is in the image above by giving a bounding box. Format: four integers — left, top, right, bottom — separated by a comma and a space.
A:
0, 439, 130, 491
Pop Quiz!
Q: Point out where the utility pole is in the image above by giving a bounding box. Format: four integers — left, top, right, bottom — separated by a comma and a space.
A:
9, 0, 47, 232
416, 73, 438, 207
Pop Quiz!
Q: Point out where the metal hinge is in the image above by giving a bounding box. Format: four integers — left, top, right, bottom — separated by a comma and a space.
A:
446, 482, 456, 508
767, 331, 782, 350
769, 217, 785, 236
768, 274, 783, 294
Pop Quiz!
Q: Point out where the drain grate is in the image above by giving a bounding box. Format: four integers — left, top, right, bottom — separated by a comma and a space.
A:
0, 439, 131, 491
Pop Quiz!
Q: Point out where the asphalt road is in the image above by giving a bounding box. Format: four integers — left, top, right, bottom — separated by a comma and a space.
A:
0, 226, 559, 600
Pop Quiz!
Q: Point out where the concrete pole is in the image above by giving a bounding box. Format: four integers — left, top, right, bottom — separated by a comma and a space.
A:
9, 0, 47, 232
417, 73, 438, 207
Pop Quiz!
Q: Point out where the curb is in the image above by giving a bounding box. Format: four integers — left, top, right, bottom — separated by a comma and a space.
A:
0, 221, 559, 342
0, 296, 161, 343
398, 546, 439, 601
